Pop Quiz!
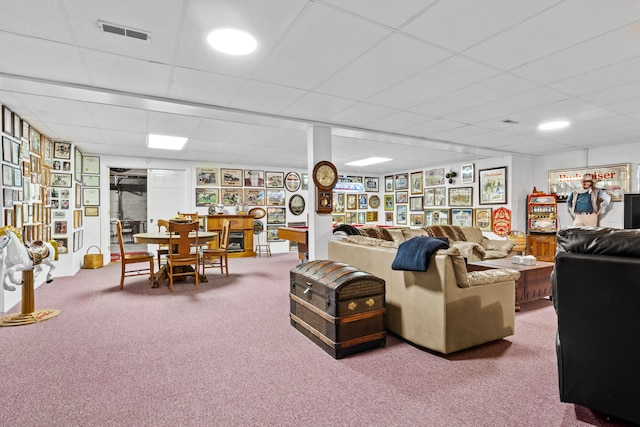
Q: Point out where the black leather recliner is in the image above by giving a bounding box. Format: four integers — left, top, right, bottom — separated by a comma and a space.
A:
552, 227, 640, 425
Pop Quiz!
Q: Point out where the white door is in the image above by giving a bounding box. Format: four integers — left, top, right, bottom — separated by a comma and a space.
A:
147, 169, 188, 234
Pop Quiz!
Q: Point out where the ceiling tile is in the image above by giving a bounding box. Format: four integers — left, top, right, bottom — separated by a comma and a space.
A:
228, 80, 306, 114
327, 103, 399, 127
167, 67, 246, 107
280, 92, 356, 121
322, 0, 434, 28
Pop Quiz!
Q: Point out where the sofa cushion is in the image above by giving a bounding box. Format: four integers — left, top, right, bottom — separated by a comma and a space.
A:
425, 225, 467, 242
386, 228, 406, 245
391, 236, 449, 271
359, 226, 394, 241
401, 227, 428, 240
460, 226, 485, 244
483, 250, 510, 259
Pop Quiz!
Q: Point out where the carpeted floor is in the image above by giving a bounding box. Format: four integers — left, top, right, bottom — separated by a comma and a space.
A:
0, 254, 634, 426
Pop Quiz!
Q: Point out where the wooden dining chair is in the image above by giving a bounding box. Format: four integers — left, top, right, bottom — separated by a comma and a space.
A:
116, 220, 155, 289
156, 219, 170, 269
201, 219, 231, 277
166, 220, 200, 291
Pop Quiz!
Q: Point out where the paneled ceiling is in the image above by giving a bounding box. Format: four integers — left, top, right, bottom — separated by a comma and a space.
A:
1, 0, 640, 174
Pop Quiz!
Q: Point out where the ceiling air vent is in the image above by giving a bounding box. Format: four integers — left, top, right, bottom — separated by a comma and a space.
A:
98, 21, 151, 41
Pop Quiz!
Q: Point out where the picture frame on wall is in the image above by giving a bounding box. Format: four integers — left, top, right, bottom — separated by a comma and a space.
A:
195, 188, 218, 206
450, 208, 474, 227
244, 188, 265, 206
220, 168, 243, 187
265, 171, 284, 188
266, 207, 286, 224
461, 163, 475, 184
2, 136, 11, 163
384, 175, 394, 192
221, 188, 242, 205
244, 169, 265, 187
284, 171, 300, 192
425, 168, 445, 186
82, 188, 100, 206
82, 155, 100, 174
479, 167, 507, 205
53, 141, 71, 159
364, 176, 379, 192
409, 196, 423, 211
84, 206, 99, 217
396, 205, 407, 225
410, 171, 423, 194
265, 189, 285, 206
54, 237, 68, 254
474, 207, 493, 231
548, 163, 630, 202
196, 167, 218, 186
410, 213, 424, 227
425, 208, 449, 226
43, 138, 53, 168
2, 105, 12, 134
82, 175, 100, 187
74, 147, 82, 182
394, 173, 408, 190
51, 172, 72, 188
448, 187, 473, 207
384, 194, 394, 211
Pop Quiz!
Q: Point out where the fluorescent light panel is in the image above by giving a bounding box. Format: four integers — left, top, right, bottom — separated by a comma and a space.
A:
538, 120, 570, 130
207, 28, 257, 55
147, 134, 188, 150
345, 157, 392, 167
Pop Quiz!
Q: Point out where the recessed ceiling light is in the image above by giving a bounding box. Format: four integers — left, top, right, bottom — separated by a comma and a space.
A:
207, 28, 257, 55
147, 134, 188, 150
345, 157, 392, 167
538, 120, 570, 130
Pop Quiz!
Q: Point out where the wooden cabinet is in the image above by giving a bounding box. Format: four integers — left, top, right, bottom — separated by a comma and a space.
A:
205, 214, 255, 258
527, 234, 556, 262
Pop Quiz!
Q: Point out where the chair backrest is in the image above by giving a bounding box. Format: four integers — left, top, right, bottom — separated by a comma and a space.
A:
157, 219, 170, 232
168, 221, 199, 256
219, 219, 231, 251
116, 220, 126, 256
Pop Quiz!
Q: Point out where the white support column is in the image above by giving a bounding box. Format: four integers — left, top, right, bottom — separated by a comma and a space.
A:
307, 126, 333, 261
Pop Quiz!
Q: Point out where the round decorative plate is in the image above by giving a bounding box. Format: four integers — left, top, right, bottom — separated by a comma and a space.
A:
249, 207, 266, 219
289, 194, 305, 216
369, 195, 380, 209
284, 171, 301, 192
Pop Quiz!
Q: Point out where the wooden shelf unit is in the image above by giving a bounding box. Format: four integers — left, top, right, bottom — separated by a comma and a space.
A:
205, 214, 255, 258
527, 234, 557, 262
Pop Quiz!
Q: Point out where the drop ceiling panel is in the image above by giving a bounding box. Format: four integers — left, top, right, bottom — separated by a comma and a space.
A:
99, 129, 147, 146
10, 94, 95, 127
322, 0, 434, 28
549, 56, 640, 96
228, 80, 306, 115
87, 104, 148, 133
147, 112, 202, 136
252, 3, 390, 89
366, 111, 432, 133
280, 92, 356, 121
0, 2, 74, 44
327, 102, 399, 127
167, 67, 246, 107
402, 119, 465, 137
232, 124, 291, 145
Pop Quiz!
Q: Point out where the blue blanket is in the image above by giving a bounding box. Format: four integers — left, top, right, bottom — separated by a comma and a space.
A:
391, 236, 449, 272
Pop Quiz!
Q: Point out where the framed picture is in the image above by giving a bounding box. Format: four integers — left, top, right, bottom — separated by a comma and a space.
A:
395, 191, 408, 204
2, 106, 12, 134
548, 163, 630, 202
73, 230, 83, 252
332, 214, 345, 226
448, 187, 473, 207
43, 138, 53, 168
450, 208, 474, 227
53, 238, 68, 254
82, 175, 100, 187
410, 213, 424, 227
410, 171, 423, 194
221, 168, 243, 187
74, 147, 82, 182
474, 208, 493, 231
369, 195, 380, 209
4, 208, 14, 226
75, 183, 82, 208
358, 194, 368, 210
266, 207, 286, 224
265, 171, 284, 188
195, 188, 218, 206
425, 208, 450, 226
82, 155, 100, 175
51, 172, 72, 187
82, 188, 100, 206
385, 211, 393, 225
14, 204, 23, 228
265, 189, 285, 206
289, 194, 305, 215
366, 211, 378, 222
54, 220, 67, 234
396, 205, 407, 225
384, 194, 394, 211
425, 168, 445, 186
13, 167, 22, 187
244, 188, 265, 206
53, 141, 71, 159
3, 164, 12, 186
394, 173, 408, 190
221, 188, 242, 205
333, 192, 345, 212
409, 196, 423, 211
2, 136, 11, 163
11, 140, 19, 165
244, 169, 265, 187
357, 211, 366, 224
461, 163, 475, 184
423, 188, 435, 207
84, 206, 99, 217
266, 225, 283, 242
195, 167, 218, 186
284, 171, 301, 192
384, 175, 394, 192
73, 209, 83, 228
364, 176, 379, 192
346, 194, 357, 210
434, 186, 447, 206
479, 167, 507, 205
345, 212, 357, 224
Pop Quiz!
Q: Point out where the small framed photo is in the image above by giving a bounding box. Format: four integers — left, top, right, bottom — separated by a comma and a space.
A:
461, 163, 475, 184
244, 169, 265, 187
265, 189, 285, 206
358, 194, 368, 209
84, 206, 99, 217
265, 171, 284, 188
384, 175, 394, 192
221, 168, 243, 187
396, 205, 407, 225
196, 167, 218, 186
74, 147, 82, 181
43, 138, 53, 168
410, 196, 423, 211
51, 172, 72, 188
266, 225, 283, 242
333, 192, 345, 213
301, 173, 308, 190
366, 211, 378, 223
425, 208, 449, 226
357, 211, 366, 224
82, 155, 100, 174
244, 188, 265, 206
425, 168, 445, 186
75, 182, 82, 208
195, 188, 218, 206
410, 171, 423, 194
82, 188, 100, 206
53, 237, 68, 254
346, 194, 357, 210
54, 220, 68, 234
474, 208, 493, 232
395, 191, 408, 204
3, 164, 12, 186
479, 167, 507, 205
266, 207, 286, 224
11, 140, 20, 165
410, 213, 424, 227
394, 173, 408, 190
4, 208, 14, 227
82, 175, 100, 187
450, 208, 474, 227
2, 136, 12, 163
284, 171, 300, 192
222, 188, 242, 205
53, 141, 71, 159
384, 194, 394, 211
364, 176, 379, 192
448, 187, 473, 207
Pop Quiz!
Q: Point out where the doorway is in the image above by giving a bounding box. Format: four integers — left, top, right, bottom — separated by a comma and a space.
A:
109, 168, 148, 256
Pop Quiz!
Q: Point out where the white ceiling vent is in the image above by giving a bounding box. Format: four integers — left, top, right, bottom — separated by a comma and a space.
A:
98, 21, 151, 41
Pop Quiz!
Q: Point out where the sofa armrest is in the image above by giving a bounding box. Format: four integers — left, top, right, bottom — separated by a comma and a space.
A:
481, 239, 516, 252
452, 241, 486, 261
464, 269, 520, 288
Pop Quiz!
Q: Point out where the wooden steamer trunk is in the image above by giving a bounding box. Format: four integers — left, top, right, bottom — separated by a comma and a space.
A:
289, 260, 386, 359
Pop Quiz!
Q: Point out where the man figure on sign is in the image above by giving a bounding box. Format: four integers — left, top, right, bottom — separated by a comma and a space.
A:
567, 173, 611, 227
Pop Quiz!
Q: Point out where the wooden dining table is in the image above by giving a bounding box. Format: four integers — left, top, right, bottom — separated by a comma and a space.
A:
134, 231, 217, 287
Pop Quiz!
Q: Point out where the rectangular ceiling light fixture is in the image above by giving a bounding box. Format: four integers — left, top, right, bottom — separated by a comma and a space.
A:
98, 21, 151, 41
345, 157, 392, 167
147, 134, 188, 150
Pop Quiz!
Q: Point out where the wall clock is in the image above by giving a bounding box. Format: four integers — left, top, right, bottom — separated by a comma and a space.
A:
312, 161, 338, 190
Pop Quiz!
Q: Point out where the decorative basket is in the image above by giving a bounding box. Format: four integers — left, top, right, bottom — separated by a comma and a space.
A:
83, 245, 104, 269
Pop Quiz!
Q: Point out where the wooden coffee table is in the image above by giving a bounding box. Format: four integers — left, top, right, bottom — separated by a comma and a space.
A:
467, 258, 554, 311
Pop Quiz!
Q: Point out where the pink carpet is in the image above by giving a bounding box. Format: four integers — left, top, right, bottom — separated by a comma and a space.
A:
0, 254, 633, 426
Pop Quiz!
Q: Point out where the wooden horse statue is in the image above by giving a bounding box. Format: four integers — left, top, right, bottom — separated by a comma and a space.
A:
0, 226, 58, 292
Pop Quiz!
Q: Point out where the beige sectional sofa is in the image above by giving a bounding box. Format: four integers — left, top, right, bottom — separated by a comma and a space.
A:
328, 235, 519, 354
359, 225, 516, 262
